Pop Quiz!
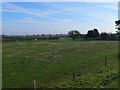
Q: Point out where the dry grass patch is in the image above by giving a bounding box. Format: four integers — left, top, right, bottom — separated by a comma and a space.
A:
49, 42, 60, 45
16, 46, 27, 49
87, 41, 99, 43
31, 45, 37, 48
29, 50, 35, 53
25, 55, 33, 58
16, 42, 27, 45
38, 52, 50, 55
6, 54, 16, 57
32, 42, 48, 45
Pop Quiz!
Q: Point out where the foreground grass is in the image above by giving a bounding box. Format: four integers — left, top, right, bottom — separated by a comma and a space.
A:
2, 39, 118, 88
62, 64, 118, 88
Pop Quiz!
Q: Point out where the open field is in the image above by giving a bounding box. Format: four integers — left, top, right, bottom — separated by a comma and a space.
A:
2, 39, 118, 88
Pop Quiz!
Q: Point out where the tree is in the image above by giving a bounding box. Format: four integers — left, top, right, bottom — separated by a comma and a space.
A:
68, 30, 80, 40
93, 29, 99, 38
115, 20, 120, 58
100, 32, 108, 40
86, 29, 99, 39
86, 30, 94, 38
115, 20, 120, 36
115, 20, 120, 27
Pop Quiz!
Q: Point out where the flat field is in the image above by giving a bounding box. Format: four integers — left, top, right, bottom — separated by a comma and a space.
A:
2, 39, 118, 88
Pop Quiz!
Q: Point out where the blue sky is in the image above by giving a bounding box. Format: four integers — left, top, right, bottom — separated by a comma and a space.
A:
1, 2, 118, 35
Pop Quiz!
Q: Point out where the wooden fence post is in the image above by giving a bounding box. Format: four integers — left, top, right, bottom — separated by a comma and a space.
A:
72, 66, 75, 81
105, 56, 107, 67
33, 80, 36, 90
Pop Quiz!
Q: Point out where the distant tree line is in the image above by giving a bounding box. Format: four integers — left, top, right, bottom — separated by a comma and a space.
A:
2, 34, 61, 42
2, 20, 120, 41
67, 20, 119, 40
68, 29, 119, 40
2, 29, 119, 42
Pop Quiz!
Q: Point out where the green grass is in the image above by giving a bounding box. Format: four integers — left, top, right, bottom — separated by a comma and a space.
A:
62, 64, 118, 88
2, 39, 118, 88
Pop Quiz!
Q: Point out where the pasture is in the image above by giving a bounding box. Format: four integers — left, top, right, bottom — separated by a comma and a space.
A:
2, 39, 118, 88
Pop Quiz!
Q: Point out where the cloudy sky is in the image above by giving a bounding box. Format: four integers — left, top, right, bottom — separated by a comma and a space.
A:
2, 2, 118, 35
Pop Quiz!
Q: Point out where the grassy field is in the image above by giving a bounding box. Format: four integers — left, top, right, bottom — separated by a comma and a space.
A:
2, 38, 118, 88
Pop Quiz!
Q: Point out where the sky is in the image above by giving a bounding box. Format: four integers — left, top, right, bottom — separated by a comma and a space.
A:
2, 0, 119, 2
1, 2, 118, 35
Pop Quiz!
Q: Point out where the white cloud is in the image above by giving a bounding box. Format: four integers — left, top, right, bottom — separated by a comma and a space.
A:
102, 4, 118, 10
16, 17, 73, 25
2, 2, 74, 23
2, 2, 75, 24
0, 9, 20, 12
62, 19, 72, 23
16, 17, 45, 23
2, 2, 58, 19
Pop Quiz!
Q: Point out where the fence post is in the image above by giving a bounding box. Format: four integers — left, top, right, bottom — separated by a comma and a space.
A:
105, 56, 107, 67
33, 80, 36, 90
72, 66, 75, 81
